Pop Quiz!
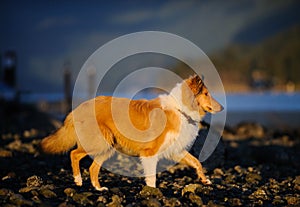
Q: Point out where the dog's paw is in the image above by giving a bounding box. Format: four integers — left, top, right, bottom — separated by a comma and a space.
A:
74, 175, 82, 186
202, 178, 212, 185
95, 186, 108, 191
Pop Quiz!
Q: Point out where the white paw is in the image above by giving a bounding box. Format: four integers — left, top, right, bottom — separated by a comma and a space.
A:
74, 175, 82, 186
95, 186, 108, 191
204, 178, 212, 185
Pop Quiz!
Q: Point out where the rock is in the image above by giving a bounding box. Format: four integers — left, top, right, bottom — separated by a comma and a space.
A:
0, 149, 13, 157
140, 186, 163, 198
19, 186, 38, 193
27, 175, 43, 187
107, 195, 123, 207
228, 198, 242, 206
187, 193, 203, 206
6, 139, 37, 154
268, 178, 280, 194
233, 165, 243, 174
64, 188, 76, 197
285, 195, 300, 205
72, 192, 94, 206
2, 172, 16, 181
249, 189, 269, 201
19, 176, 43, 193
294, 176, 300, 191
225, 174, 236, 184
141, 198, 161, 207
9, 193, 33, 206
0, 188, 13, 199
181, 183, 201, 196
23, 130, 31, 138
23, 128, 38, 138
39, 188, 57, 198
213, 168, 224, 176
236, 122, 265, 138
207, 200, 220, 207
31, 195, 42, 204
272, 195, 285, 205
58, 202, 76, 207
97, 195, 108, 204
245, 173, 262, 185
7, 140, 22, 151
162, 197, 181, 207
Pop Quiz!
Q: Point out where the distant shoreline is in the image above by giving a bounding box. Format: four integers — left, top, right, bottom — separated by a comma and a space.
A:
226, 110, 300, 129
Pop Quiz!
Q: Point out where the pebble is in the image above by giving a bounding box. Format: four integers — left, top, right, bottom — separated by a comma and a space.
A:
245, 172, 262, 185
236, 123, 265, 138
39, 188, 57, 198
140, 186, 163, 198
228, 198, 242, 206
141, 198, 161, 207
162, 197, 181, 207
285, 195, 300, 205
272, 195, 285, 205
27, 175, 43, 187
213, 168, 224, 176
294, 176, 300, 191
19, 175, 44, 193
0, 149, 13, 157
187, 193, 203, 206
72, 192, 94, 206
181, 183, 201, 196
249, 189, 269, 201
107, 195, 123, 207
6, 139, 37, 154
97, 195, 108, 204
0, 188, 13, 197
9, 193, 33, 206
233, 165, 242, 174
64, 188, 76, 197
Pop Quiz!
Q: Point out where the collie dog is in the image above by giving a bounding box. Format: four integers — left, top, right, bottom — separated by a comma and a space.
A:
41, 75, 223, 191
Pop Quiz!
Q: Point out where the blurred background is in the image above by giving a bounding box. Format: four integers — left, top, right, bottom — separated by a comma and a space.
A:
1, 0, 300, 128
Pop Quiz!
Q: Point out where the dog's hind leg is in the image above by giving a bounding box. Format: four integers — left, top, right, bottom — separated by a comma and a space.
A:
90, 150, 114, 191
141, 156, 158, 188
70, 148, 87, 186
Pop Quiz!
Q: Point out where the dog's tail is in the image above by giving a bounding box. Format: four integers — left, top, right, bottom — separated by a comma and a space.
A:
41, 114, 76, 154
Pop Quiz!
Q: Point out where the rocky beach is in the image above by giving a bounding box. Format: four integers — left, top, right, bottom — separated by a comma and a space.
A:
0, 100, 299, 206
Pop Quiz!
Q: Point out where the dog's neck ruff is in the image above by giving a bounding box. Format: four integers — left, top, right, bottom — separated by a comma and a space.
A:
168, 82, 202, 122
177, 109, 198, 125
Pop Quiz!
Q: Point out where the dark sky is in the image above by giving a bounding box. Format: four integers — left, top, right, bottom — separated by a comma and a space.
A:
0, 0, 299, 93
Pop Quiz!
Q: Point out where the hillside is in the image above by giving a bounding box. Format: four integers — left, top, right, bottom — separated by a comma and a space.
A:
172, 26, 300, 92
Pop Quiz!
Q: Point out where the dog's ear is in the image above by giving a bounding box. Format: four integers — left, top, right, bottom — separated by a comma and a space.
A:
186, 74, 204, 96
181, 81, 199, 111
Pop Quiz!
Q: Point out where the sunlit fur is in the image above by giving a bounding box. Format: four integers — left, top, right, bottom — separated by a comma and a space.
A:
41, 75, 223, 190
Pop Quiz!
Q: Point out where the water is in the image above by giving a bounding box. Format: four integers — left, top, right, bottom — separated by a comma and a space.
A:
225, 92, 300, 112
224, 92, 300, 128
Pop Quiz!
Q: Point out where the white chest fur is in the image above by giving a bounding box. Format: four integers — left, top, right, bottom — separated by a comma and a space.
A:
158, 83, 201, 159
158, 112, 199, 159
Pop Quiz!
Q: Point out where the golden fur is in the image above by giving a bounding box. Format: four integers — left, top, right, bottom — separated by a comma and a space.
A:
41, 75, 223, 191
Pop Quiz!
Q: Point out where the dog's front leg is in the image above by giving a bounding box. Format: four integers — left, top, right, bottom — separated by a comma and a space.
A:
173, 150, 211, 185
140, 156, 158, 187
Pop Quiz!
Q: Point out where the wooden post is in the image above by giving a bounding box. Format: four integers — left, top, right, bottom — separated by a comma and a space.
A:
87, 66, 96, 99
64, 61, 72, 114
